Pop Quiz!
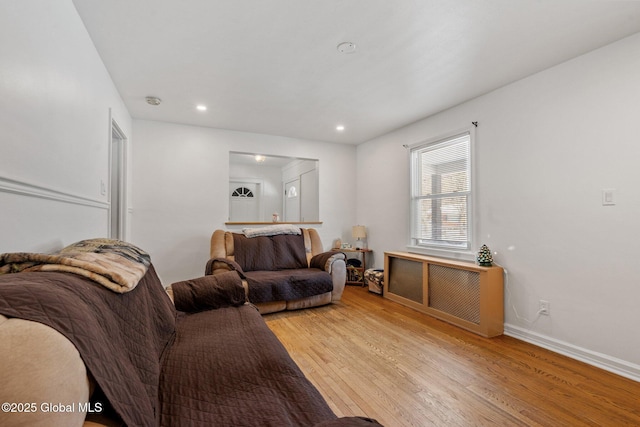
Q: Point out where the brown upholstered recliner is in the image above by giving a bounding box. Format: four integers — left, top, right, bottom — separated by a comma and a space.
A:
209, 228, 346, 314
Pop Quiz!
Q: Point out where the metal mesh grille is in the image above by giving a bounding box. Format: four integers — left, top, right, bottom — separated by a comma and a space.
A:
388, 257, 423, 304
428, 265, 480, 324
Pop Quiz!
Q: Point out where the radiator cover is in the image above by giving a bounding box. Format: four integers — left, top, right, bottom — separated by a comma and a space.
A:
384, 252, 504, 337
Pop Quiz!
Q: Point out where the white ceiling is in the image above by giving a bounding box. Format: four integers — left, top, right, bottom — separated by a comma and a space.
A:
72, 0, 640, 145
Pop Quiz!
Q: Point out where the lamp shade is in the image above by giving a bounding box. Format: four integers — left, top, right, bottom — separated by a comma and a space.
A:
352, 225, 366, 239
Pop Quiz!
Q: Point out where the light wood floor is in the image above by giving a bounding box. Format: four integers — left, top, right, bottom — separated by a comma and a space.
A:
264, 286, 640, 427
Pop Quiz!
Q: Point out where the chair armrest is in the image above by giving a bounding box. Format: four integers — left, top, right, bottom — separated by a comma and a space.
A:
0, 315, 91, 427
328, 256, 347, 302
310, 251, 346, 273
309, 252, 347, 302
204, 258, 246, 278
170, 272, 246, 313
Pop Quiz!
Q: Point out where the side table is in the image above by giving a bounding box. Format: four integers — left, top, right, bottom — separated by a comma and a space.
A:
341, 248, 372, 286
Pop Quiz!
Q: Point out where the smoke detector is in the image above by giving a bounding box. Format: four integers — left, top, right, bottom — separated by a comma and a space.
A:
337, 42, 357, 54
145, 96, 162, 106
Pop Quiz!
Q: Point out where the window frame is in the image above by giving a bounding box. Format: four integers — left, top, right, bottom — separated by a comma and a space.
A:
408, 127, 476, 259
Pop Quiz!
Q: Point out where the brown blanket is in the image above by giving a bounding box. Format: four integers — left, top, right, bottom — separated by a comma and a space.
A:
310, 251, 346, 271
159, 304, 337, 426
171, 271, 246, 312
0, 266, 176, 427
232, 233, 308, 271
244, 269, 333, 303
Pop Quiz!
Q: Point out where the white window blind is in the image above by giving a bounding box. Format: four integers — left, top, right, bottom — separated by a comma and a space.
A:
411, 132, 471, 251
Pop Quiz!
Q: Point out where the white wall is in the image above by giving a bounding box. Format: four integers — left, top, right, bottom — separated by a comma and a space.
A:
131, 120, 356, 285
357, 33, 640, 379
0, 0, 132, 253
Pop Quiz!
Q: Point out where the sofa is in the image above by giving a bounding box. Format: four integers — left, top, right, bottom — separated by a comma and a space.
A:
208, 226, 347, 314
0, 239, 380, 427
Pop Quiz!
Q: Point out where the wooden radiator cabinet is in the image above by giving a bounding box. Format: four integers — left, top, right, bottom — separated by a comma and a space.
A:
383, 251, 504, 337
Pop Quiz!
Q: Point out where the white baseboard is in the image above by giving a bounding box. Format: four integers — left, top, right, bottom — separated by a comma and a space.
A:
504, 324, 640, 382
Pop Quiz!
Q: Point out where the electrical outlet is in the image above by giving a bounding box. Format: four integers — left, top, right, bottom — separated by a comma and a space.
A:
539, 300, 550, 316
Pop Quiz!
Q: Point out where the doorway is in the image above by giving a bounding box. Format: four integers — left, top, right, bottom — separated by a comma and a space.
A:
110, 120, 127, 240
284, 178, 300, 222
229, 181, 261, 221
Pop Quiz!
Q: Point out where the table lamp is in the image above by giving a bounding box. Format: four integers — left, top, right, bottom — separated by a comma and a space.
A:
352, 225, 367, 249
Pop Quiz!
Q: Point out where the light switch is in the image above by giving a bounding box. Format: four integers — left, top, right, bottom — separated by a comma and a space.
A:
602, 189, 615, 206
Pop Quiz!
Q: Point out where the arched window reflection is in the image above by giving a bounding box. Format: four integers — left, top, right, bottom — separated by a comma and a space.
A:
231, 187, 254, 198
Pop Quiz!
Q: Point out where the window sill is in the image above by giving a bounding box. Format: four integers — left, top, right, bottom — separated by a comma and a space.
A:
406, 245, 475, 263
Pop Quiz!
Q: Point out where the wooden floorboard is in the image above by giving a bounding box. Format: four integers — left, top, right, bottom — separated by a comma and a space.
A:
264, 286, 640, 427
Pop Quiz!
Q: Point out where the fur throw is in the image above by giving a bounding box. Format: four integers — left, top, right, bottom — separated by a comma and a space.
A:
0, 238, 150, 293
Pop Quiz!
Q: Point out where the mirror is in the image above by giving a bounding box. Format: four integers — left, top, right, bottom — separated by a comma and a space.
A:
228, 152, 319, 223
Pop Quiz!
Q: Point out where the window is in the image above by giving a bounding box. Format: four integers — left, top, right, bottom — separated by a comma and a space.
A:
410, 131, 472, 252
231, 187, 254, 198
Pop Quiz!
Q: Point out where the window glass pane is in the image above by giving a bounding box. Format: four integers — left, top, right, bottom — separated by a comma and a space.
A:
416, 196, 468, 246
419, 138, 469, 196
231, 187, 254, 198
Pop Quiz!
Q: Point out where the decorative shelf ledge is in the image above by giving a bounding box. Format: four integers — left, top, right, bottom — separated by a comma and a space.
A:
225, 221, 323, 226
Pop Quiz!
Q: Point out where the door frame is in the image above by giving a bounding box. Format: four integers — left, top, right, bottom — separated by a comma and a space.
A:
109, 113, 127, 240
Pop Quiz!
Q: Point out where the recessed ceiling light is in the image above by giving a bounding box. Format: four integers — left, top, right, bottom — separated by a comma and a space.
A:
337, 42, 356, 54
336, 125, 345, 131
196, 105, 207, 111
255, 155, 266, 163
145, 96, 162, 106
